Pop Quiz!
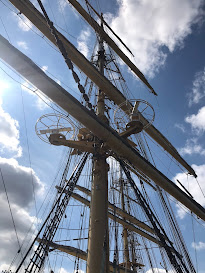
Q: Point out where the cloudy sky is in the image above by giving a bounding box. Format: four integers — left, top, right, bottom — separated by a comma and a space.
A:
0, 0, 205, 272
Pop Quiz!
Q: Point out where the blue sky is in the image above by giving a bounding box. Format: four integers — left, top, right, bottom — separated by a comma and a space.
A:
0, 0, 205, 272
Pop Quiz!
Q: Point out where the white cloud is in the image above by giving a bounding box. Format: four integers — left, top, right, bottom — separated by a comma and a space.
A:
0, 198, 37, 266
109, 0, 203, 77
15, 14, 33, 32
189, 67, 205, 105
0, 157, 44, 208
17, 41, 28, 50
179, 138, 205, 156
175, 203, 189, 220
174, 164, 205, 219
0, 264, 15, 272
77, 28, 91, 58
192, 241, 205, 250
58, 0, 69, 11
0, 157, 44, 266
185, 106, 205, 134
0, 80, 9, 93
57, 0, 79, 17
175, 123, 185, 133
0, 99, 22, 157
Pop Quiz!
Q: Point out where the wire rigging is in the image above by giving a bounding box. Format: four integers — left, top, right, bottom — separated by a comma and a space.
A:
0, 13, 11, 42
195, 177, 205, 199
0, 62, 79, 119
0, 167, 23, 260
191, 215, 199, 273
20, 84, 38, 223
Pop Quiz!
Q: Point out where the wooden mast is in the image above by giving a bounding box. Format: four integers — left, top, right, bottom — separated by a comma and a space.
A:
86, 19, 109, 273
120, 170, 130, 269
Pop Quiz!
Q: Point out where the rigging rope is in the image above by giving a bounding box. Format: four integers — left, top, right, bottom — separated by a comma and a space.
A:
8, 149, 68, 273
37, 0, 94, 111
191, 212, 199, 273
0, 13, 11, 42
0, 167, 23, 260
117, 157, 195, 273
15, 153, 89, 273
142, 126, 197, 272
195, 177, 205, 199
20, 83, 38, 224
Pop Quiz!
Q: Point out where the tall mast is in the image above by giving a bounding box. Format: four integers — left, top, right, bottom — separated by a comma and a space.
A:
120, 171, 130, 269
86, 18, 109, 273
